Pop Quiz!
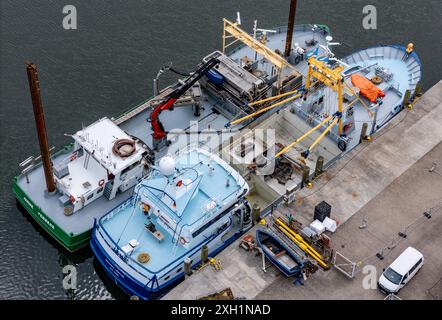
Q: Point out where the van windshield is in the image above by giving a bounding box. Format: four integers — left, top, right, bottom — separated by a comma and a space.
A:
383, 267, 402, 285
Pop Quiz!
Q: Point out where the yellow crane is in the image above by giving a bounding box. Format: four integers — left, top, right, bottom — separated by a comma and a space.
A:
222, 18, 299, 89
305, 57, 345, 135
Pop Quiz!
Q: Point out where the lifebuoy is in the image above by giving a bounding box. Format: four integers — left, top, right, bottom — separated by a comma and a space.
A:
69, 153, 77, 161
98, 179, 105, 187
294, 54, 302, 65
69, 195, 76, 204
179, 237, 188, 245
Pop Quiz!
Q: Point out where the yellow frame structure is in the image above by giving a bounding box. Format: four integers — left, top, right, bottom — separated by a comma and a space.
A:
305, 57, 345, 135
222, 18, 295, 89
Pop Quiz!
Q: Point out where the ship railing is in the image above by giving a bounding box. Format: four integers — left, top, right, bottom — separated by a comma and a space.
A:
18, 146, 56, 183
225, 24, 330, 56
172, 187, 243, 246
95, 207, 232, 289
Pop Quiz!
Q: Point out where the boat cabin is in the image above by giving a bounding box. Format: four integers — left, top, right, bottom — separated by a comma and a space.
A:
53, 117, 150, 215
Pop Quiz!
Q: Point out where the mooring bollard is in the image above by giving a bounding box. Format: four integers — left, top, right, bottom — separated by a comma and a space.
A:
360, 122, 368, 143
301, 165, 310, 189
252, 203, 261, 224
201, 245, 209, 263
402, 89, 411, 109
184, 257, 192, 277
314, 156, 324, 178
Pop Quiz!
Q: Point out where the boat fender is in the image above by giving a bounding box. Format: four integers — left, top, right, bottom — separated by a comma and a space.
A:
98, 179, 105, 187
179, 237, 188, 245
338, 138, 347, 152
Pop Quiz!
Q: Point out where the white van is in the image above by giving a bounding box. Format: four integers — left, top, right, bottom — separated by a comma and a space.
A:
378, 247, 424, 294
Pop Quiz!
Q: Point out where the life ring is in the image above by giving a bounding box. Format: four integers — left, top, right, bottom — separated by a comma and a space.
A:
371, 75, 383, 84
98, 179, 105, 187
137, 252, 150, 264
294, 54, 302, 65
69, 153, 77, 161
179, 237, 188, 245
69, 195, 76, 204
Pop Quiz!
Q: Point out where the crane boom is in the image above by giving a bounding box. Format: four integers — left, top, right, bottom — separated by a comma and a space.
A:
150, 57, 219, 140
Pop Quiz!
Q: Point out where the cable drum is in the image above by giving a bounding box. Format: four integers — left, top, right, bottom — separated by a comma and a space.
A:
112, 139, 136, 158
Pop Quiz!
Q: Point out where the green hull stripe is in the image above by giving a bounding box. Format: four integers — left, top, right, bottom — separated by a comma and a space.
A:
13, 179, 90, 252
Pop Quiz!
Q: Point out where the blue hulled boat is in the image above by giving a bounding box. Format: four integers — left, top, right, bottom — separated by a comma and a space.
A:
90, 147, 252, 299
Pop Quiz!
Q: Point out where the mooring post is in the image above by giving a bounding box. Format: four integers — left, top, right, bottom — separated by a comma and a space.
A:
360, 122, 369, 143
301, 165, 310, 189
414, 81, 423, 97
314, 156, 324, 178
252, 203, 261, 224
402, 89, 411, 109
201, 245, 209, 264
26, 62, 56, 193
284, 0, 298, 57
184, 257, 192, 278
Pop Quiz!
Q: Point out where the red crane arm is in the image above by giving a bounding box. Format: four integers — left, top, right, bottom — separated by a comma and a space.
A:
149, 57, 219, 141
150, 98, 178, 140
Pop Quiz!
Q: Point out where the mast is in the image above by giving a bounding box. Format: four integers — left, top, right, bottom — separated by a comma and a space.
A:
284, 0, 298, 57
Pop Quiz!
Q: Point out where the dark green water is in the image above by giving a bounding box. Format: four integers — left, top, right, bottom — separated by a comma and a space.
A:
0, 0, 441, 299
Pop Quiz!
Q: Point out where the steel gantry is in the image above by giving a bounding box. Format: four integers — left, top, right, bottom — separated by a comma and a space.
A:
305, 57, 345, 135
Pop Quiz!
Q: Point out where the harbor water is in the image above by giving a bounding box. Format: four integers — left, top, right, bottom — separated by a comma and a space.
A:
0, 0, 441, 299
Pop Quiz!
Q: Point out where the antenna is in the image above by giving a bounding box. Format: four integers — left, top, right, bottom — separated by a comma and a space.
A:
325, 36, 341, 47
236, 12, 241, 25
256, 28, 277, 34
253, 20, 258, 39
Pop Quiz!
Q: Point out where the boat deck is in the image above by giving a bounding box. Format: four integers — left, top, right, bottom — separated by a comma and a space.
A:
101, 203, 187, 273
341, 45, 422, 150
163, 82, 442, 300
15, 26, 329, 238
229, 24, 330, 78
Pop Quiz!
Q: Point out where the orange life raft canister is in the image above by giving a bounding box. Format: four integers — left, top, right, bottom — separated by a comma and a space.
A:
351, 74, 385, 103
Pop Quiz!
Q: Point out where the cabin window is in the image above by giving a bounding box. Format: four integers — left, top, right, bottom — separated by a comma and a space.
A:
164, 275, 170, 281
97, 187, 104, 194
176, 267, 182, 273
86, 193, 94, 200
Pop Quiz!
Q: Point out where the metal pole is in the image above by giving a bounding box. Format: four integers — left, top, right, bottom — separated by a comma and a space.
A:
284, 0, 298, 57
26, 62, 56, 193
371, 106, 379, 135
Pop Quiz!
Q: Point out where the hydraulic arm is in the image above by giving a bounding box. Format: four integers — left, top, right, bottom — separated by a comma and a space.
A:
150, 57, 219, 140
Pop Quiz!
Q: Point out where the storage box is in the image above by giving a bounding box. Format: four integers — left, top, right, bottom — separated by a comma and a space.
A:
310, 219, 326, 235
